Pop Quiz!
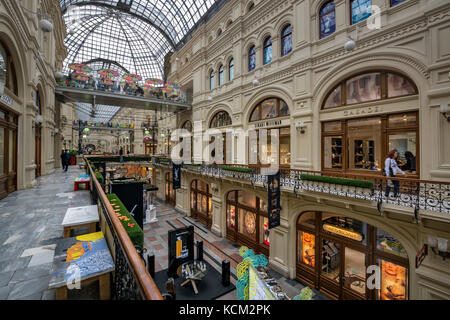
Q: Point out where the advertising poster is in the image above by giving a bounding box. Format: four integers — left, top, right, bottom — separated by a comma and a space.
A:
168, 226, 194, 277
172, 162, 181, 190
268, 170, 281, 229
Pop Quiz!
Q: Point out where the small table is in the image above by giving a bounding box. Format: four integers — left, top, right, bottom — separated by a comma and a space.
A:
74, 175, 90, 191
49, 232, 115, 300
62, 205, 99, 238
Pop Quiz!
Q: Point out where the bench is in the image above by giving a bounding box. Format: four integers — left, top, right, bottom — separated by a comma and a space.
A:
62, 205, 99, 238
49, 232, 114, 300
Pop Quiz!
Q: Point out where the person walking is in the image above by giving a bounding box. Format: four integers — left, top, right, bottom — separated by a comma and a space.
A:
119, 147, 124, 163
65, 150, 71, 172
384, 149, 406, 198
60, 150, 67, 171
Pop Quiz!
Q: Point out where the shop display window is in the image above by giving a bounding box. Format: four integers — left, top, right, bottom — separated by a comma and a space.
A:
378, 259, 408, 300
388, 113, 417, 128
300, 232, 315, 267
347, 117, 381, 171
324, 136, 343, 169
280, 136, 291, 166
346, 72, 381, 105
322, 239, 340, 282
376, 229, 408, 258
238, 209, 257, 241
190, 191, 196, 209
261, 217, 270, 246
227, 205, 236, 229
0, 127, 4, 175
238, 191, 257, 208
344, 247, 366, 295
260, 199, 268, 212
388, 132, 416, 173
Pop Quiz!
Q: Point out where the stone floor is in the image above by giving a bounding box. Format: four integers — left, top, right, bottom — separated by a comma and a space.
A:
0, 166, 327, 300
0, 166, 92, 300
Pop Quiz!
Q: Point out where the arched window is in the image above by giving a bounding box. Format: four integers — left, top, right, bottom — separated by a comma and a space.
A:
250, 98, 290, 122
248, 46, 256, 72
210, 111, 232, 128
281, 25, 292, 56
351, 0, 372, 25
191, 180, 213, 228
263, 37, 272, 65
391, 0, 406, 6
209, 70, 215, 90
226, 190, 269, 253
322, 71, 418, 109
218, 65, 224, 86
319, 1, 336, 39
229, 58, 234, 81
0, 42, 17, 96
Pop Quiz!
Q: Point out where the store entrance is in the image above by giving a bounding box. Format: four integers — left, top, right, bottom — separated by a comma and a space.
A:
190, 180, 212, 228
165, 172, 176, 206
296, 212, 409, 300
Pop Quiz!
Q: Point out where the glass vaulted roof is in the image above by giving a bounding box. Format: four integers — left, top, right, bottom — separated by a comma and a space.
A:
60, 0, 223, 122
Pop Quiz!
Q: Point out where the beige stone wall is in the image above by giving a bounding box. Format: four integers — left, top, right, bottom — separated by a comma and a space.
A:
159, 0, 450, 299
0, 0, 66, 188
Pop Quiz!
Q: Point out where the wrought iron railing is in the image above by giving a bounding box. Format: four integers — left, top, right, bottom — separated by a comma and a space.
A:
86, 157, 163, 300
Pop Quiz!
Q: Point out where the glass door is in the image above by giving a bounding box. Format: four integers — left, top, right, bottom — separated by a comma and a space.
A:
343, 247, 366, 299
319, 238, 341, 298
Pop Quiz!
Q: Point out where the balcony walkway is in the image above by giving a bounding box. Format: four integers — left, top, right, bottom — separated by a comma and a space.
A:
0, 166, 93, 300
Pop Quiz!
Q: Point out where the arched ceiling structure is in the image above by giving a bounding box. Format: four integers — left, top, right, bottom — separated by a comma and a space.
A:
59, 0, 226, 122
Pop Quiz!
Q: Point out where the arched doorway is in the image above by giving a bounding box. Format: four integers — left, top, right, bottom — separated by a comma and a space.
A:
0, 41, 18, 198
35, 90, 42, 178
209, 110, 232, 164
296, 211, 409, 300
165, 171, 176, 206
190, 180, 212, 228
226, 190, 270, 256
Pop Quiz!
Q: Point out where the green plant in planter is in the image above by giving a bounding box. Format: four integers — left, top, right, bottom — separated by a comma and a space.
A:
221, 165, 253, 173
300, 174, 374, 189
69, 149, 78, 156
107, 194, 144, 248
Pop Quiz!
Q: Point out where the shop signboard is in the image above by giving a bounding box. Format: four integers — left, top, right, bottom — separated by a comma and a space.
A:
268, 170, 281, 229
172, 162, 181, 190
168, 226, 194, 277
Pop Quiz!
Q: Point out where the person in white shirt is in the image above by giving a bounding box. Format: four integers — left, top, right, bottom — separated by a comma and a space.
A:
384, 149, 407, 197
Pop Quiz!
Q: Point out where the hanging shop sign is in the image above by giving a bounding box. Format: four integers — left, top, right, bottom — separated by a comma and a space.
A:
415, 244, 428, 268
268, 170, 281, 229
323, 224, 363, 241
172, 162, 181, 190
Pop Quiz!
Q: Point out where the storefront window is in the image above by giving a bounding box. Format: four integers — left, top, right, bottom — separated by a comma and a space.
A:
387, 73, 416, 98
300, 232, 315, 267
261, 99, 277, 119
388, 113, 417, 127
347, 117, 382, 171
346, 72, 381, 105
239, 209, 257, 241
378, 259, 408, 300
388, 132, 416, 173
0, 127, 4, 175
322, 239, 340, 282
227, 204, 236, 229
322, 215, 367, 245
238, 190, 256, 208
344, 248, 366, 296
261, 217, 270, 246
324, 136, 343, 169
191, 180, 212, 226
376, 229, 408, 258
298, 211, 316, 229
280, 135, 291, 165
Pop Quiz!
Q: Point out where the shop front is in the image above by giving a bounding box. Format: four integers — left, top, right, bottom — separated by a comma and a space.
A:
248, 98, 291, 169
165, 171, 176, 206
226, 190, 270, 256
0, 106, 18, 199
296, 211, 409, 300
190, 180, 212, 228
321, 70, 418, 176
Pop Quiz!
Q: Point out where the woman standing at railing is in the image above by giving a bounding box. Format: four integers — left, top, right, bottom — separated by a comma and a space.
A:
384, 150, 406, 198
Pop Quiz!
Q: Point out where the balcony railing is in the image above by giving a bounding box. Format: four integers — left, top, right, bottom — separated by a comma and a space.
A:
153, 159, 450, 215
85, 157, 163, 300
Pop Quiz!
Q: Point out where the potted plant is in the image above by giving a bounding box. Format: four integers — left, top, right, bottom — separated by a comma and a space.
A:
69, 149, 78, 165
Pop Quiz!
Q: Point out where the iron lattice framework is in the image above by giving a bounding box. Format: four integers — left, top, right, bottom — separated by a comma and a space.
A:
60, 0, 224, 123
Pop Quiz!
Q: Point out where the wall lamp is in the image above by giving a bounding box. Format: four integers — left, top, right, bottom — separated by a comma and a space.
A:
295, 121, 306, 134
440, 103, 450, 121
427, 235, 450, 260
19, 4, 54, 32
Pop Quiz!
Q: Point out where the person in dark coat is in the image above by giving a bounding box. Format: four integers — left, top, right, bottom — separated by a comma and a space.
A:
65, 150, 71, 171
400, 151, 416, 172
60, 150, 67, 171
119, 147, 124, 163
